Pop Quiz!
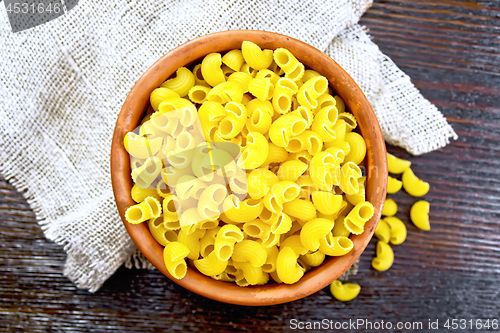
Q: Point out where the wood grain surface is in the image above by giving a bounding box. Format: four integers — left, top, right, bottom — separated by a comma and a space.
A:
1, 0, 499, 332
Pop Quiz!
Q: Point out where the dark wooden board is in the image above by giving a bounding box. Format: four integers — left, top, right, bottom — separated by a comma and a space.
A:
1, 0, 500, 331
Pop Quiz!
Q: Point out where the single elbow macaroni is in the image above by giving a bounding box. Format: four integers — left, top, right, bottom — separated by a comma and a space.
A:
222, 49, 245, 72
163, 242, 190, 279
330, 280, 361, 302
311, 106, 338, 142
283, 198, 316, 221
387, 176, 403, 194
410, 200, 430, 230
269, 114, 307, 147
384, 216, 407, 245
300, 218, 335, 252
201, 53, 226, 87
207, 81, 243, 104
280, 235, 309, 256
344, 132, 366, 165
372, 241, 394, 271
242, 41, 274, 70
299, 250, 325, 267
194, 251, 228, 276
387, 152, 411, 174
248, 78, 274, 101
374, 219, 391, 243
311, 191, 343, 215
124, 133, 163, 160
161, 67, 195, 98
148, 215, 178, 247
343, 201, 374, 235
381, 198, 398, 217
402, 168, 430, 197
131, 184, 161, 203
319, 233, 353, 256
246, 168, 279, 199
232, 240, 267, 267
125, 196, 162, 224
237, 132, 269, 169
213, 224, 244, 261
276, 247, 304, 284
339, 162, 362, 195
150, 87, 180, 112
277, 160, 308, 182
233, 261, 267, 285
309, 151, 338, 191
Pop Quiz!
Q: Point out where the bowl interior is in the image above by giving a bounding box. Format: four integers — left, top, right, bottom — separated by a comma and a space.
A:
111, 30, 387, 306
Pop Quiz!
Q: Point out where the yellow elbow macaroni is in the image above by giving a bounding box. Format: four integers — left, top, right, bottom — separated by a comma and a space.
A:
276, 246, 304, 284
387, 176, 403, 194
161, 67, 195, 98
344, 132, 366, 165
163, 242, 190, 279
280, 235, 308, 256
242, 41, 274, 70
372, 241, 394, 271
201, 53, 226, 87
374, 219, 391, 243
222, 49, 245, 72
148, 216, 178, 246
150, 87, 180, 112
300, 218, 335, 252
125, 196, 161, 224
343, 201, 374, 235
319, 233, 353, 256
330, 280, 361, 302
124, 41, 375, 286
384, 216, 407, 245
381, 198, 397, 217
387, 153, 411, 174
232, 240, 267, 267
410, 200, 430, 230
300, 250, 325, 267
311, 191, 343, 215
402, 168, 430, 197
194, 251, 228, 276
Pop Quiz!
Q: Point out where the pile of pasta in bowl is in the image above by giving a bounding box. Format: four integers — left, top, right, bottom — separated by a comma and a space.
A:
123, 41, 374, 287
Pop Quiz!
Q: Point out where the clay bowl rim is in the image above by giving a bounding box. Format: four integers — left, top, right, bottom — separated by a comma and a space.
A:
110, 30, 387, 306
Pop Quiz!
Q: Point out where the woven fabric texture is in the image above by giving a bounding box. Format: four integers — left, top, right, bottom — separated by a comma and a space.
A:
0, 0, 455, 292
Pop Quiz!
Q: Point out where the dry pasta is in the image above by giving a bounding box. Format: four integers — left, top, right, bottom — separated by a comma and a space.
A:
161, 67, 195, 98
242, 41, 274, 70
163, 242, 190, 279
374, 219, 391, 243
201, 53, 226, 87
150, 87, 180, 112
410, 200, 430, 230
276, 246, 304, 284
387, 176, 403, 194
381, 198, 398, 217
124, 41, 375, 287
372, 241, 394, 271
300, 250, 325, 267
330, 280, 361, 302
384, 216, 407, 245
387, 152, 411, 174
125, 197, 161, 224
402, 168, 430, 197
319, 233, 353, 256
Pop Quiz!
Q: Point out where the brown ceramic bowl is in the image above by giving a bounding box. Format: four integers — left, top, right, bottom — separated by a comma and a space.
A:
111, 30, 387, 306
